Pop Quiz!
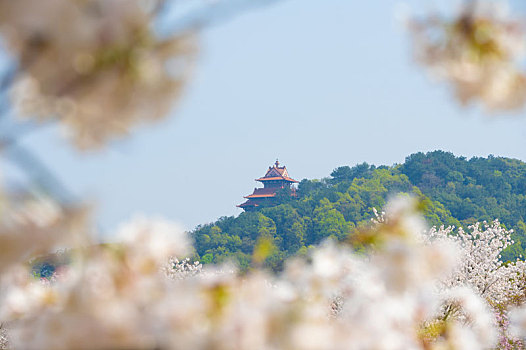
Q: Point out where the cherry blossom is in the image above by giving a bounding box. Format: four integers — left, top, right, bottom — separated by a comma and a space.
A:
409, 1, 526, 112
0, 0, 196, 149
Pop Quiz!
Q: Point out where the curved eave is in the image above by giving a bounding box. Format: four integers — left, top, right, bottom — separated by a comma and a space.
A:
237, 202, 260, 208
255, 177, 299, 183
244, 194, 276, 199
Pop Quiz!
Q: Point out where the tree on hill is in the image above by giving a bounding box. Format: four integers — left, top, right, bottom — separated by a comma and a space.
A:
192, 152, 526, 270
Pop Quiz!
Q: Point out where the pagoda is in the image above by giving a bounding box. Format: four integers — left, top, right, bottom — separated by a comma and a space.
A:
237, 160, 299, 211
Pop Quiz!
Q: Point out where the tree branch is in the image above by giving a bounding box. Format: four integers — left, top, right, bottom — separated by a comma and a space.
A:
162, 0, 288, 36
1, 138, 76, 204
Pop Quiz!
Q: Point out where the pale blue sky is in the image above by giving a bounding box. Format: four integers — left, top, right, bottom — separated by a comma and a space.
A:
11, 0, 526, 233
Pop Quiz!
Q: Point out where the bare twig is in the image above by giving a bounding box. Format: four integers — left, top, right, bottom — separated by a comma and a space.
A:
0, 64, 17, 92
1, 138, 76, 204
0, 118, 54, 143
162, 0, 288, 36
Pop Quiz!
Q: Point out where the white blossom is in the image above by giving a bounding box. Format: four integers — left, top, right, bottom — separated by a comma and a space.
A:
427, 221, 526, 306
409, 1, 526, 112
0, 0, 196, 149
163, 257, 203, 280
0, 196, 519, 350
0, 325, 7, 350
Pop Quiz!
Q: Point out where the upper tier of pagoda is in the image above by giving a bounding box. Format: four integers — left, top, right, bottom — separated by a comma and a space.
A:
237, 160, 298, 211
255, 160, 299, 184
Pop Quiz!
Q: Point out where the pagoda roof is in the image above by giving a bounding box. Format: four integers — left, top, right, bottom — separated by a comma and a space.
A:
237, 200, 259, 208
244, 187, 278, 199
256, 176, 299, 183
256, 160, 299, 183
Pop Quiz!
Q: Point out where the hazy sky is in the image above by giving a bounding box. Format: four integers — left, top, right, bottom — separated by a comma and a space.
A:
13, 0, 526, 234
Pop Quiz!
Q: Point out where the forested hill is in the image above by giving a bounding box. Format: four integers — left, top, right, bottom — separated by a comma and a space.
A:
191, 151, 526, 270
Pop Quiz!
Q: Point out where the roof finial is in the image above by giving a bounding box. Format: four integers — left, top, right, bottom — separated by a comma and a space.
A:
275, 159, 280, 167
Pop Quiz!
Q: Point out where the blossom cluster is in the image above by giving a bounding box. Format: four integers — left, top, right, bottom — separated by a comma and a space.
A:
0, 326, 7, 350
426, 222, 526, 347
0, 0, 196, 149
427, 221, 526, 306
495, 307, 524, 350
2, 196, 526, 349
408, 1, 526, 112
163, 257, 203, 280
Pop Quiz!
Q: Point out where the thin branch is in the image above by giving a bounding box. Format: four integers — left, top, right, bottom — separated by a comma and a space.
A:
161, 0, 288, 36
1, 139, 77, 204
0, 118, 54, 143
0, 63, 17, 92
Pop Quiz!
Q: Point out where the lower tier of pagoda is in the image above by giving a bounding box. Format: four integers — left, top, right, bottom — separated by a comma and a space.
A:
237, 186, 296, 210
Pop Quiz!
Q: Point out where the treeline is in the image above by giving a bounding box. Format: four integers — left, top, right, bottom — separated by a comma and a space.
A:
191, 151, 526, 270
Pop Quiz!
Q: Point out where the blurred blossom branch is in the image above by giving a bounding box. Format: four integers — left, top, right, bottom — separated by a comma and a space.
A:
408, 0, 526, 113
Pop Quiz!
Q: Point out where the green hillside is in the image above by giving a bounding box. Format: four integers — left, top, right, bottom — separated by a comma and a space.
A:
191, 151, 526, 270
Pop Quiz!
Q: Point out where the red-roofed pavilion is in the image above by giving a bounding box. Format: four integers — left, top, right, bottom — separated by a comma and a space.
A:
237, 160, 298, 211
